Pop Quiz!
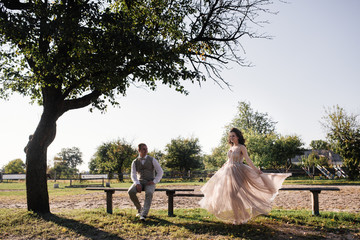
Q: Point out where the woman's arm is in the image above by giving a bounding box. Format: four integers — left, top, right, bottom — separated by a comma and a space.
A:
240, 145, 262, 174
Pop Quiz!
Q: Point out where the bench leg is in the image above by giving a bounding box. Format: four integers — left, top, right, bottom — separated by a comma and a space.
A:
166, 190, 175, 217
310, 190, 321, 216
106, 190, 115, 214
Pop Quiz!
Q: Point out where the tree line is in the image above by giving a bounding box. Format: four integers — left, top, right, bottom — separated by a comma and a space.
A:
4, 101, 358, 180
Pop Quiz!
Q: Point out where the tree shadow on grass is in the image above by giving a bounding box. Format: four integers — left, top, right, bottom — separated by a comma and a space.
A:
40, 213, 124, 240
142, 215, 321, 240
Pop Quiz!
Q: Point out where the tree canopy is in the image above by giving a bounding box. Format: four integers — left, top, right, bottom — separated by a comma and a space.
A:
0, 0, 275, 213
0, 0, 273, 107
207, 101, 303, 170
321, 105, 360, 180
47, 147, 83, 179
89, 139, 137, 181
4, 158, 25, 174
310, 140, 330, 150
207, 101, 278, 168
57, 147, 83, 169
229, 101, 277, 135
164, 137, 203, 173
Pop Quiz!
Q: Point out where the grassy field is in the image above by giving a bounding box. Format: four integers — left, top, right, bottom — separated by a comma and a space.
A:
284, 177, 360, 186
1, 179, 359, 239
0, 208, 359, 239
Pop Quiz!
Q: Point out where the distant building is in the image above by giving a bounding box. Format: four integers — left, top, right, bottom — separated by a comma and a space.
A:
291, 149, 343, 166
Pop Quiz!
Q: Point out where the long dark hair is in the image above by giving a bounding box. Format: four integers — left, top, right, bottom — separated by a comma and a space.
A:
228, 128, 246, 146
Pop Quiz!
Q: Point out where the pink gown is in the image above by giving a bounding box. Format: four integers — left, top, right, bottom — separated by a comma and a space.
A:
199, 146, 291, 224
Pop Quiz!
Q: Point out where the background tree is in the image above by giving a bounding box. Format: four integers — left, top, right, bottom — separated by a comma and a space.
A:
244, 130, 277, 168
246, 132, 304, 170
164, 137, 203, 175
321, 105, 360, 180
0, 0, 275, 213
148, 149, 165, 166
57, 147, 83, 169
300, 152, 329, 177
230, 101, 277, 135
310, 140, 330, 150
48, 148, 83, 179
89, 139, 137, 181
202, 153, 220, 170
268, 135, 304, 170
209, 101, 277, 168
210, 101, 303, 170
205, 138, 229, 169
4, 159, 25, 174
49, 157, 76, 180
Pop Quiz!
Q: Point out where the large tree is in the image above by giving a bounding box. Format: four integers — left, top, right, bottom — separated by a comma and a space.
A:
0, 0, 274, 213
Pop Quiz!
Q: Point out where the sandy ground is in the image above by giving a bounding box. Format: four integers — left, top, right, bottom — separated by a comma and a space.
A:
1, 185, 359, 214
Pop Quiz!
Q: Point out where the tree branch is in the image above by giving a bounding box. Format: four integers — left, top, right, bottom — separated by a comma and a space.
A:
62, 89, 101, 113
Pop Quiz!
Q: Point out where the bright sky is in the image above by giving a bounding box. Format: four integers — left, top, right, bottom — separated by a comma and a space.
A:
1, 0, 360, 172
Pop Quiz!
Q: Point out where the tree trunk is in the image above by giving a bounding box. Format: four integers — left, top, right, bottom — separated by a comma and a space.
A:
26, 105, 58, 213
118, 171, 124, 182
24, 84, 100, 213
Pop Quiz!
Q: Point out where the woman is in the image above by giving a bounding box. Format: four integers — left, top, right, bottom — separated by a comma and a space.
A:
199, 128, 291, 224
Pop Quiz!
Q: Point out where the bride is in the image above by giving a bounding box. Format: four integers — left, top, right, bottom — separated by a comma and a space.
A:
199, 128, 291, 224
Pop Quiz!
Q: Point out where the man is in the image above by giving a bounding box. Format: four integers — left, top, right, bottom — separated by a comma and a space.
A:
128, 143, 163, 221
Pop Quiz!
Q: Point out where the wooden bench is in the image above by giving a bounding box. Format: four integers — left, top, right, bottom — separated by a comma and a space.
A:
85, 187, 194, 216
0, 174, 26, 182
66, 174, 108, 188
169, 187, 341, 216
86, 186, 340, 217
279, 187, 340, 215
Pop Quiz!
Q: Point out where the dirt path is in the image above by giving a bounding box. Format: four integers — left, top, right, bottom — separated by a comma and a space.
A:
1, 185, 359, 214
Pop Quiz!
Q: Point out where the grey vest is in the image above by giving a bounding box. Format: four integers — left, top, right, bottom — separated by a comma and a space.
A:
135, 156, 155, 182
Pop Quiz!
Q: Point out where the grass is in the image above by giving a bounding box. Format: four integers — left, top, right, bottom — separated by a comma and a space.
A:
1, 178, 359, 239
0, 208, 359, 239
1, 177, 359, 200
284, 177, 360, 185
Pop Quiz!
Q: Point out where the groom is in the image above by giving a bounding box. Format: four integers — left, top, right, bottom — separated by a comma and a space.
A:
128, 143, 163, 221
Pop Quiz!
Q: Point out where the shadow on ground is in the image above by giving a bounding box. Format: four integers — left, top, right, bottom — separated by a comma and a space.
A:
40, 213, 124, 240
133, 214, 321, 240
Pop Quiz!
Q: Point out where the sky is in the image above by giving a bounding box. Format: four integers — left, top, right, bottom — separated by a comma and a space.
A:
1, 0, 360, 172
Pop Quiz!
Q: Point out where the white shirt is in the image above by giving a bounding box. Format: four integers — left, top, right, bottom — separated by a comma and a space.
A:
130, 155, 163, 185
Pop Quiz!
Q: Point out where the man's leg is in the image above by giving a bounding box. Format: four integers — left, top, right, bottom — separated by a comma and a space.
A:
128, 183, 142, 214
141, 184, 156, 218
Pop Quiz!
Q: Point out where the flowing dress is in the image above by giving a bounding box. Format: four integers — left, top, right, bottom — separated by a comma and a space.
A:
199, 146, 291, 224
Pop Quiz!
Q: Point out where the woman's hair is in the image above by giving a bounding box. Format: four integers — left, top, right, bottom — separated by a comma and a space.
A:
228, 128, 246, 146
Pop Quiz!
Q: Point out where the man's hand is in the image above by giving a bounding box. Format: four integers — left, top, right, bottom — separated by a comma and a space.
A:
136, 184, 142, 193
147, 181, 155, 185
